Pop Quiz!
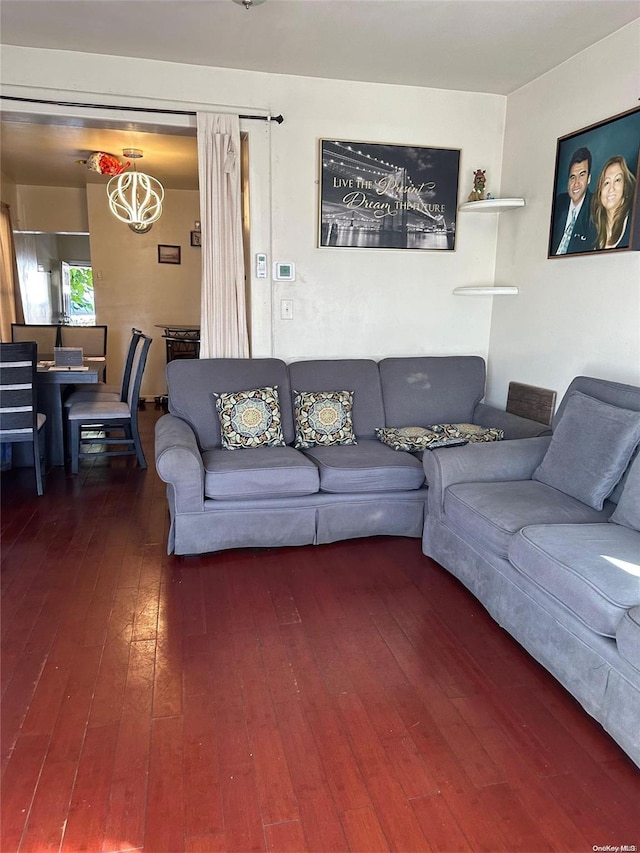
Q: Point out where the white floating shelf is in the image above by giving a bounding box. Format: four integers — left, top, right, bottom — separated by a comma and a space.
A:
453, 286, 519, 296
458, 198, 525, 212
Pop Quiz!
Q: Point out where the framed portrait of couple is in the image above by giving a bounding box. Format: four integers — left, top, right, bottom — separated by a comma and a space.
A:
548, 106, 640, 258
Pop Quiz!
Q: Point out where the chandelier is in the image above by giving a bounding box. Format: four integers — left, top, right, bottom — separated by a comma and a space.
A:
106, 148, 164, 231
232, 0, 265, 8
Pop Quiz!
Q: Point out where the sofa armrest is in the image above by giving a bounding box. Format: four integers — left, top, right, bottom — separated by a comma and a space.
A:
423, 436, 552, 518
473, 402, 552, 439
155, 414, 205, 513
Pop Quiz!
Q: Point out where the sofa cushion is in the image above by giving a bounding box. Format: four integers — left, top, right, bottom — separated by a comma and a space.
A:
302, 439, 425, 493
509, 524, 640, 638
533, 390, 640, 510
293, 390, 356, 448
617, 605, 640, 674
288, 359, 384, 439
378, 356, 486, 427
610, 452, 640, 532
168, 358, 295, 449
445, 480, 612, 557
214, 385, 286, 449
202, 446, 319, 500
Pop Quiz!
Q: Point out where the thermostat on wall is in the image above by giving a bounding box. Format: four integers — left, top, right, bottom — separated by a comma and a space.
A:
273, 262, 296, 281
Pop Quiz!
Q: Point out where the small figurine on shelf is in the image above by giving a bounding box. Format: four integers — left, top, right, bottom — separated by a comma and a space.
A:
467, 169, 487, 202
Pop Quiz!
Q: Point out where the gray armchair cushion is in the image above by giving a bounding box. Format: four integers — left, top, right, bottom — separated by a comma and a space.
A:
444, 479, 612, 557
610, 452, 640, 531
533, 390, 640, 510
509, 523, 640, 638
202, 446, 319, 500
302, 439, 425, 493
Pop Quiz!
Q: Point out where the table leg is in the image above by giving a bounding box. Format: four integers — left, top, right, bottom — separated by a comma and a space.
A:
37, 383, 65, 466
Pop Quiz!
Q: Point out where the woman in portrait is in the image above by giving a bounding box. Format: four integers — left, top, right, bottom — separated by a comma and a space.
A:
590, 155, 636, 250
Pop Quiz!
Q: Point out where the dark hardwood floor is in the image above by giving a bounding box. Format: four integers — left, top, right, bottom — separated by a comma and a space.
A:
2, 407, 639, 852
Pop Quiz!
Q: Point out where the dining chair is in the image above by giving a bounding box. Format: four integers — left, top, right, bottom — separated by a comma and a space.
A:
59, 324, 107, 356
11, 323, 61, 360
64, 328, 143, 405
59, 324, 108, 378
68, 333, 152, 474
0, 342, 47, 495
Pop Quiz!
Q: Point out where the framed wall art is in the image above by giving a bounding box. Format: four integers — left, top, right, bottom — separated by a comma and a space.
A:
548, 106, 640, 258
319, 140, 460, 250
158, 244, 181, 265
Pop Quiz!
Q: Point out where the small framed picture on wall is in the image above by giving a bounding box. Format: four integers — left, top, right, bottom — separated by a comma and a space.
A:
158, 244, 181, 264
190, 231, 201, 247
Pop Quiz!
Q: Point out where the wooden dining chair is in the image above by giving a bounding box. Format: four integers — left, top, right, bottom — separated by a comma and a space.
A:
11, 323, 61, 361
0, 342, 47, 495
68, 333, 152, 473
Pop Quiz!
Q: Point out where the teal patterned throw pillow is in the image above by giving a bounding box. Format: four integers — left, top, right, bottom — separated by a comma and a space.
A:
215, 386, 285, 449
294, 390, 356, 448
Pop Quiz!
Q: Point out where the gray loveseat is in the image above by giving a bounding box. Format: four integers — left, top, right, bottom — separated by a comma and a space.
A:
155, 355, 548, 556
422, 376, 640, 767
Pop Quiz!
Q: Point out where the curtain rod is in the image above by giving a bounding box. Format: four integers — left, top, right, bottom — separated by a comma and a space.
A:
1, 95, 284, 124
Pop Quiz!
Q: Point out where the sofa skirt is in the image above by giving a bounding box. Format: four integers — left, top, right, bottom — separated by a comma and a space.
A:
168, 487, 428, 556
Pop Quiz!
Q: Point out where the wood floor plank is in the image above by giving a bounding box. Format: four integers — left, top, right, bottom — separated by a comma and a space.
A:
144, 715, 185, 853
60, 722, 119, 853
411, 793, 472, 852
340, 806, 391, 852
0, 733, 49, 852
264, 819, 307, 852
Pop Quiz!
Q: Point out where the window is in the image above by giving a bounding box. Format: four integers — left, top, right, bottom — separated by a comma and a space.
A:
62, 262, 95, 326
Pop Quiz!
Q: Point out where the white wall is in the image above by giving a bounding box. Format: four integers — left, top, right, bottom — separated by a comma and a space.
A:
1, 45, 507, 370
490, 21, 640, 408
86, 184, 201, 397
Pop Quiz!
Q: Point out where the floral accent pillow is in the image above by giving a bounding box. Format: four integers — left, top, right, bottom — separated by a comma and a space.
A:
214, 385, 285, 449
375, 426, 468, 452
436, 423, 504, 443
294, 390, 356, 448
376, 423, 504, 452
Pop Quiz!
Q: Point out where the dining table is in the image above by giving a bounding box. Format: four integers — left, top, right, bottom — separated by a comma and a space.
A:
36, 359, 106, 466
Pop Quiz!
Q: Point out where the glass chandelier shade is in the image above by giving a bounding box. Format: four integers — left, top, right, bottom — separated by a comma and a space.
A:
106, 170, 165, 227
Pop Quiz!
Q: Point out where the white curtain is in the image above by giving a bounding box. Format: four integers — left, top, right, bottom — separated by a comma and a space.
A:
197, 112, 249, 358
0, 203, 24, 340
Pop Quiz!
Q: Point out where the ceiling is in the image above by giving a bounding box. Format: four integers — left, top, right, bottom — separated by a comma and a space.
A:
1, 0, 638, 192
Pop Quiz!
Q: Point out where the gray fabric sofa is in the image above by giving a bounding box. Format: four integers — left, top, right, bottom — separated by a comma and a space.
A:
155, 355, 548, 556
422, 376, 640, 767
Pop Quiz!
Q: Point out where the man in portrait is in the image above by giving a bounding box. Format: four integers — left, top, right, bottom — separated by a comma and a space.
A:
551, 146, 597, 254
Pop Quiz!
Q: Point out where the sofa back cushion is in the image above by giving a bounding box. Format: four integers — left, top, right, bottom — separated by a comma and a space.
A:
533, 390, 640, 510
553, 376, 640, 429
553, 376, 640, 505
167, 358, 294, 449
378, 356, 486, 427
610, 451, 640, 531
288, 359, 384, 440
